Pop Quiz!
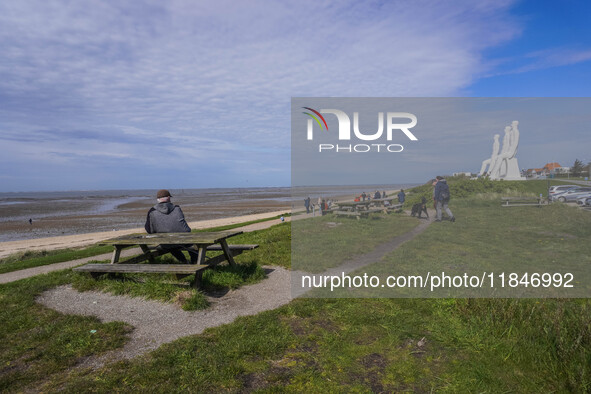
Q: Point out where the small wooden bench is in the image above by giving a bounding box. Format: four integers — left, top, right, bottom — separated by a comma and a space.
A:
334, 210, 367, 220
501, 197, 545, 207
73, 244, 258, 288
74, 264, 209, 288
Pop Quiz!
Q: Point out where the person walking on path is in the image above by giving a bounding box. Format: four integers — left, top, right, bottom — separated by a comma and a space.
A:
144, 189, 198, 263
397, 189, 405, 204
430, 179, 437, 210
304, 197, 311, 214
434, 176, 455, 222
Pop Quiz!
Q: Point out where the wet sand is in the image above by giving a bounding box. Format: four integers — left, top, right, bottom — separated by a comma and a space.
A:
0, 197, 291, 242
0, 210, 290, 259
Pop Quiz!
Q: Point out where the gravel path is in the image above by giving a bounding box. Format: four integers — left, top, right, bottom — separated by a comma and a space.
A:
37, 266, 291, 369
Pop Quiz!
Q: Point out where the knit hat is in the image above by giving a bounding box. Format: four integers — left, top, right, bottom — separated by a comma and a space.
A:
156, 189, 172, 199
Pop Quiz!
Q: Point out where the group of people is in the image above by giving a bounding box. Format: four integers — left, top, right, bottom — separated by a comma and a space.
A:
355, 190, 390, 202
303, 196, 332, 215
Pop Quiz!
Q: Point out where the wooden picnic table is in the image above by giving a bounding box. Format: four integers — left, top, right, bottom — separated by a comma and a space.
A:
99, 231, 243, 266
336, 201, 372, 211
74, 231, 258, 288
337, 198, 400, 214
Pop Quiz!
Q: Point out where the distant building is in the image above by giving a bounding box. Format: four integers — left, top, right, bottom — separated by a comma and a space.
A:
543, 162, 561, 173
554, 166, 570, 174
527, 163, 571, 178
526, 168, 545, 178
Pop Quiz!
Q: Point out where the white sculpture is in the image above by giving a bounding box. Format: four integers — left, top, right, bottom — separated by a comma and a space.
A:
478, 134, 500, 177
483, 121, 525, 180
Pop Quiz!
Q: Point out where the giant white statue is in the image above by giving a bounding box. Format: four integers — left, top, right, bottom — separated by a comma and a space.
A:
478, 134, 500, 177
482, 121, 525, 180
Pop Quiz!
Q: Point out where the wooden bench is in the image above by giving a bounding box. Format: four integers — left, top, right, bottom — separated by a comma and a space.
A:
501, 197, 545, 207
333, 210, 367, 220
74, 264, 209, 288
73, 244, 258, 288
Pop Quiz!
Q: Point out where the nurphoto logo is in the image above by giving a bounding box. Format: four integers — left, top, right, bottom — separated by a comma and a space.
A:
302, 107, 418, 153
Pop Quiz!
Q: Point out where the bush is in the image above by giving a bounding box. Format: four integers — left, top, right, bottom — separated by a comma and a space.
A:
404, 177, 529, 208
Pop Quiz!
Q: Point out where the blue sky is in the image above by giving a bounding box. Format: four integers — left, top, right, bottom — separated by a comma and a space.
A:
1, 0, 590, 192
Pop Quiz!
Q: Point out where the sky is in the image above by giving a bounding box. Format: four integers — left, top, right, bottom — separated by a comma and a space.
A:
0, 0, 590, 192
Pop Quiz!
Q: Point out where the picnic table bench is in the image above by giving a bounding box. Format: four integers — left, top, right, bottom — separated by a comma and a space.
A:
333, 198, 403, 219
73, 231, 258, 288
501, 196, 546, 207
333, 210, 369, 219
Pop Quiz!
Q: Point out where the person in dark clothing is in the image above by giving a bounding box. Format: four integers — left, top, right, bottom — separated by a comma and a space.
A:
304, 197, 311, 213
434, 176, 455, 222
374, 190, 381, 200
144, 189, 197, 263
397, 189, 405, 204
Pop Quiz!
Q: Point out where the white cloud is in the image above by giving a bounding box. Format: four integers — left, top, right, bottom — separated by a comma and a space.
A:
0, 0, 525, 190
485, 47, 591, 76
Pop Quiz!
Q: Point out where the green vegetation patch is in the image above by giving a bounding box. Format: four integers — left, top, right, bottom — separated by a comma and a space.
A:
403, 177, 576, 208
349, 196, 591, 298
36, 294, 591, 392
0, 271, 132, 393
0, 245, 113, 275
292, 213, 419, 273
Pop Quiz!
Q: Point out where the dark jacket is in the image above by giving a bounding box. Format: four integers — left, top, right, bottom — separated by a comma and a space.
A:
397, 191, 405, 203
434, 179, 451, 201
145, 202, 191, 234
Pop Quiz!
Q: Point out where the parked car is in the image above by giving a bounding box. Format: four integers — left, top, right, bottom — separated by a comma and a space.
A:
576, 195, 591, 205
552, 187, 591, 202
548, 184, 578, 196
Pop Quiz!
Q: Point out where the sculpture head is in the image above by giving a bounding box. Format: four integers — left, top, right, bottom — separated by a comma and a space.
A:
512, 120, 519, 127
494, 134, 500, 141
504, 126, 511, 134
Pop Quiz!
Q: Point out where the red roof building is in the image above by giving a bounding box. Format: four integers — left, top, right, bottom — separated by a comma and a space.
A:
543, 162, 561, 172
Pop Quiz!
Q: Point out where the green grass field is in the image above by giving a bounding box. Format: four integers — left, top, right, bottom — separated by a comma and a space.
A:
1, 180, 590, 392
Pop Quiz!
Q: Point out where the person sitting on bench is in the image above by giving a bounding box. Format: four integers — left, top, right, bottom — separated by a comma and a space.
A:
144, 189, 198, 263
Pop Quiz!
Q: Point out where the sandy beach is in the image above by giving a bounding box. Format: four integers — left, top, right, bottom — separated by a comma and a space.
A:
0, 210, 289, 259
